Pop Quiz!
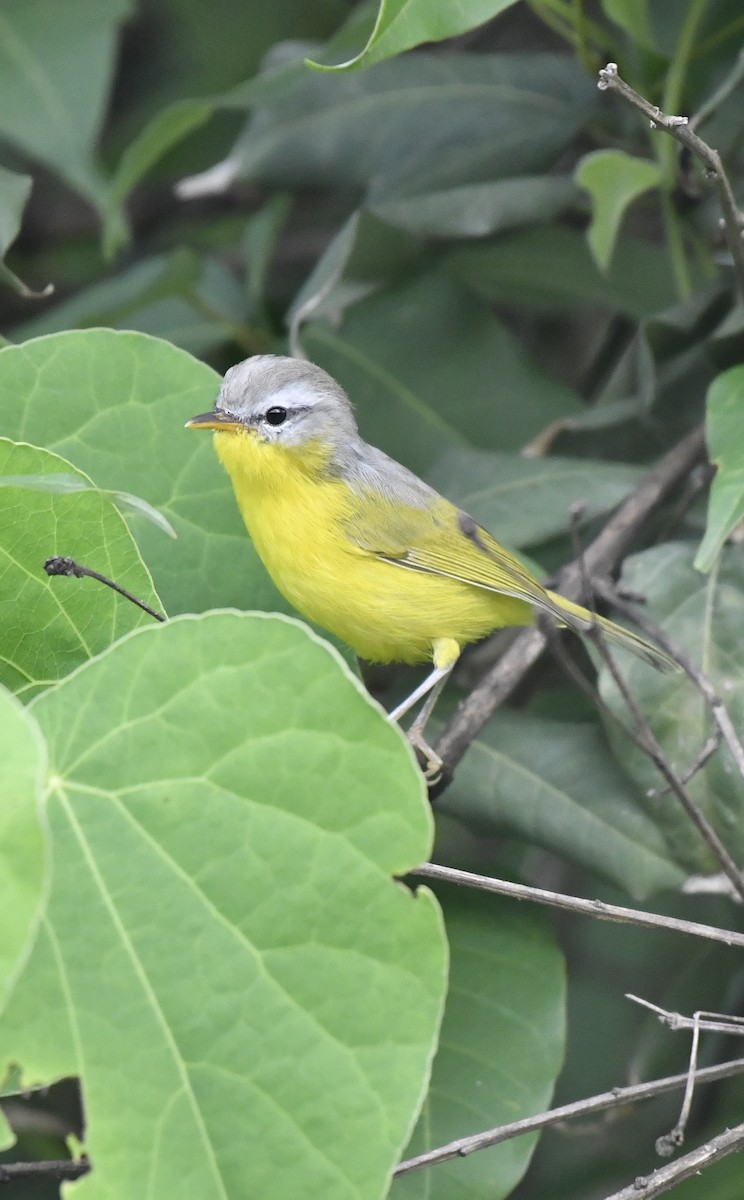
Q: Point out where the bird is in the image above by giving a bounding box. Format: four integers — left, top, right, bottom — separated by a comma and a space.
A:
186, 355, 671, 779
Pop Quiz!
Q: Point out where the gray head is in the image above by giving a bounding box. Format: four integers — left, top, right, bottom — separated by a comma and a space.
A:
189, 355, 361, 455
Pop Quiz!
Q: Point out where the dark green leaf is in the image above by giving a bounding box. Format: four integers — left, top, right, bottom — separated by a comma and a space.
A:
440, 710, 684, 896
447, 226, 682, 318
696, 365, 744, 570
369, 176, 579, 239
0, 0, 132, 252
600, 542, 744, 874
304, 271, 582, 475
392, 882, 565, 1199
14, 250, 248, 356
228, 53, 595, 200
427, 448, 644, 547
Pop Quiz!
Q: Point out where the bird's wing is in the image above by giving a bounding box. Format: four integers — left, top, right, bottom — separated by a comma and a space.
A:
345, 493, 554, 610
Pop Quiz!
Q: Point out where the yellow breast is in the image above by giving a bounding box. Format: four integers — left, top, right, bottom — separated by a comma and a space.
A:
214, 429, 529, 664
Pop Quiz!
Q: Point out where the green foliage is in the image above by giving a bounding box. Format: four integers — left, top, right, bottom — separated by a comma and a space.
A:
3, 0, 744, 1196
0, 166, 34, 296
391, 884, 565, 1200
695, 366, 744, 570
310, 0, 521, 72
0, 330, 285, 618
0, 437, 160, 696
0, 688, 46, 1014
2, 613, 447, 1199
0, 0, 133, 252
440, 709, 684, 898
600, 543, 744, 873
427, 449, 645, 547
575, 150, 663, 271
225, 51, 595, 199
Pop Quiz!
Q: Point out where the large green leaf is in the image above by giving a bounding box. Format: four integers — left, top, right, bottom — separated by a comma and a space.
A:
312, 0, 520, 71
369, 176, 579, 239
439, 710, 684, 897
0, 330, 284, 618
227, 52, 595, 200
0, 687, 47, 1014
695, 365, 744, 571
600, 542, 744, 875
1, 612, 446, 1199
448, 226, 682, 318
391, 883, 565, 1200
0, 438, 160, 697
0, 0, 132, 251
427, 448, 644, 547
303, 272, 582, 475
109, 8, 376, 205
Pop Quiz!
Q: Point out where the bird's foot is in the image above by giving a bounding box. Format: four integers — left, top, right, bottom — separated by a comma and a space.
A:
407, 728, 445, 787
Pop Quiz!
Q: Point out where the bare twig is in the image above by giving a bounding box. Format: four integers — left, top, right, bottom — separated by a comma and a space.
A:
434, 426, 705, 776
412, 863, 744, 948
628, 996, 744, 1155
594, 578, 744, 787
647, 733, 720, 798
0, 1158, 89, 1184
584, 619, 744, 903
44, 556, 165, 623
598, 62, 744, 302
600, 1122, 744, 1200
541, 514, 744, 898
394, 1056, 744, 1176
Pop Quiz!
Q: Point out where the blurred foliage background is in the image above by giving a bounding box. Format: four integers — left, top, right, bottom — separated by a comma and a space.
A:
4, 0, 744, 1197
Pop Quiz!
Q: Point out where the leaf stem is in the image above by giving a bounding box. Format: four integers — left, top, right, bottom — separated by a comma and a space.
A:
660, 187, 693, 298
44, 557, 166, 623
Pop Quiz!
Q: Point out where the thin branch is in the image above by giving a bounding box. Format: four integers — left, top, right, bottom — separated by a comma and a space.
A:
44, 556, 166, 623
628, 996, 744, 1156
598, 62, 744, 302
600, 1122, 744, 1200
647, 733, 720, 798
583, 618, 744, 903
412, 863, 744, 948
556, 509, 744, 900
434, 426, 705, 776
542, 513, 744, 898
0, 1158, 89, 1184
394, 1056, 744, 1176
629, 996, 744, 1039
594, 578, 744, 787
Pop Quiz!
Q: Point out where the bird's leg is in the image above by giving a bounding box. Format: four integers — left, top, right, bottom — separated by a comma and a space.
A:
388, 638, 459, 783
388, 664, 451, 723
406, 670, 453, 783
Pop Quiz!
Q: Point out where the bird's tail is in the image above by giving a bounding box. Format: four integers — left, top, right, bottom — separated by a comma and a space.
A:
544, 591, 676, 672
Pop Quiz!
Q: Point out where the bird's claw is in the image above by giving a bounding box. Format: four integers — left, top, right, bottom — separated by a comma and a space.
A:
407, 729, 445, 787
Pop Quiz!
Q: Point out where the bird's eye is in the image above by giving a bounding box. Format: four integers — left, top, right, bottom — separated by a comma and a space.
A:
265, 406, 288, 427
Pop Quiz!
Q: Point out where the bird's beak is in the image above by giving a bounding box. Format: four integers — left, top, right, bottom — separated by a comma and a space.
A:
185, 409, 244, 432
